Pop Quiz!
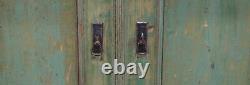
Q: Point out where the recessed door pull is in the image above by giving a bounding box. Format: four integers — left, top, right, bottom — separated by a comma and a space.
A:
92, 23, 103, 56
136, 21, 148, 55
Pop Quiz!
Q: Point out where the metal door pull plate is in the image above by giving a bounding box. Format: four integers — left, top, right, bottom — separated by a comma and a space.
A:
92, 23, 103, 56
136, 21, 147, 55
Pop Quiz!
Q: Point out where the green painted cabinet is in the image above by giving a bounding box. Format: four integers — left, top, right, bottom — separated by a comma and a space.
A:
1, 0, 250, 85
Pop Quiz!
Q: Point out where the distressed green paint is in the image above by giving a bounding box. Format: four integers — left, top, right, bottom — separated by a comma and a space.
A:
0, 0, 78, 85
163, 0, 250, 85
78, 0, 115, 85
207, 0, 250, 85
1, 0, 250, 85
118, 0, 163, 85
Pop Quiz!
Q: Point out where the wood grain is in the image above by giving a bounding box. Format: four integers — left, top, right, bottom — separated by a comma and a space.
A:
117, 0, 163, 85
162, 0, 250, 85
78, 0, 115, 85
0, 0, 78, 85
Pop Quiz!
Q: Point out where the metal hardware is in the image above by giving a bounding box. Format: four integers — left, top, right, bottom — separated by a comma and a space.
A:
136, 21, 147, 55
92, 23, 103, 56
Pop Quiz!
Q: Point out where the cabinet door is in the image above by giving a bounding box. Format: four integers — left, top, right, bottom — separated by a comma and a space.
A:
0, 0, 78, 85
116, 0, 163, 85
162, 0, 250, 85
78, 0, 115, 85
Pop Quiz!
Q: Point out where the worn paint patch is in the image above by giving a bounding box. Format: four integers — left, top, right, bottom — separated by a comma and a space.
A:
0, 0, 78, 85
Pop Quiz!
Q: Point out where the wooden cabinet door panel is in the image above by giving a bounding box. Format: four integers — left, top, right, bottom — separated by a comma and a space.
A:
162, 0, 250, 85
0, 0, 78, 85
116, 0, 163, 85
78, 0, 115, 85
